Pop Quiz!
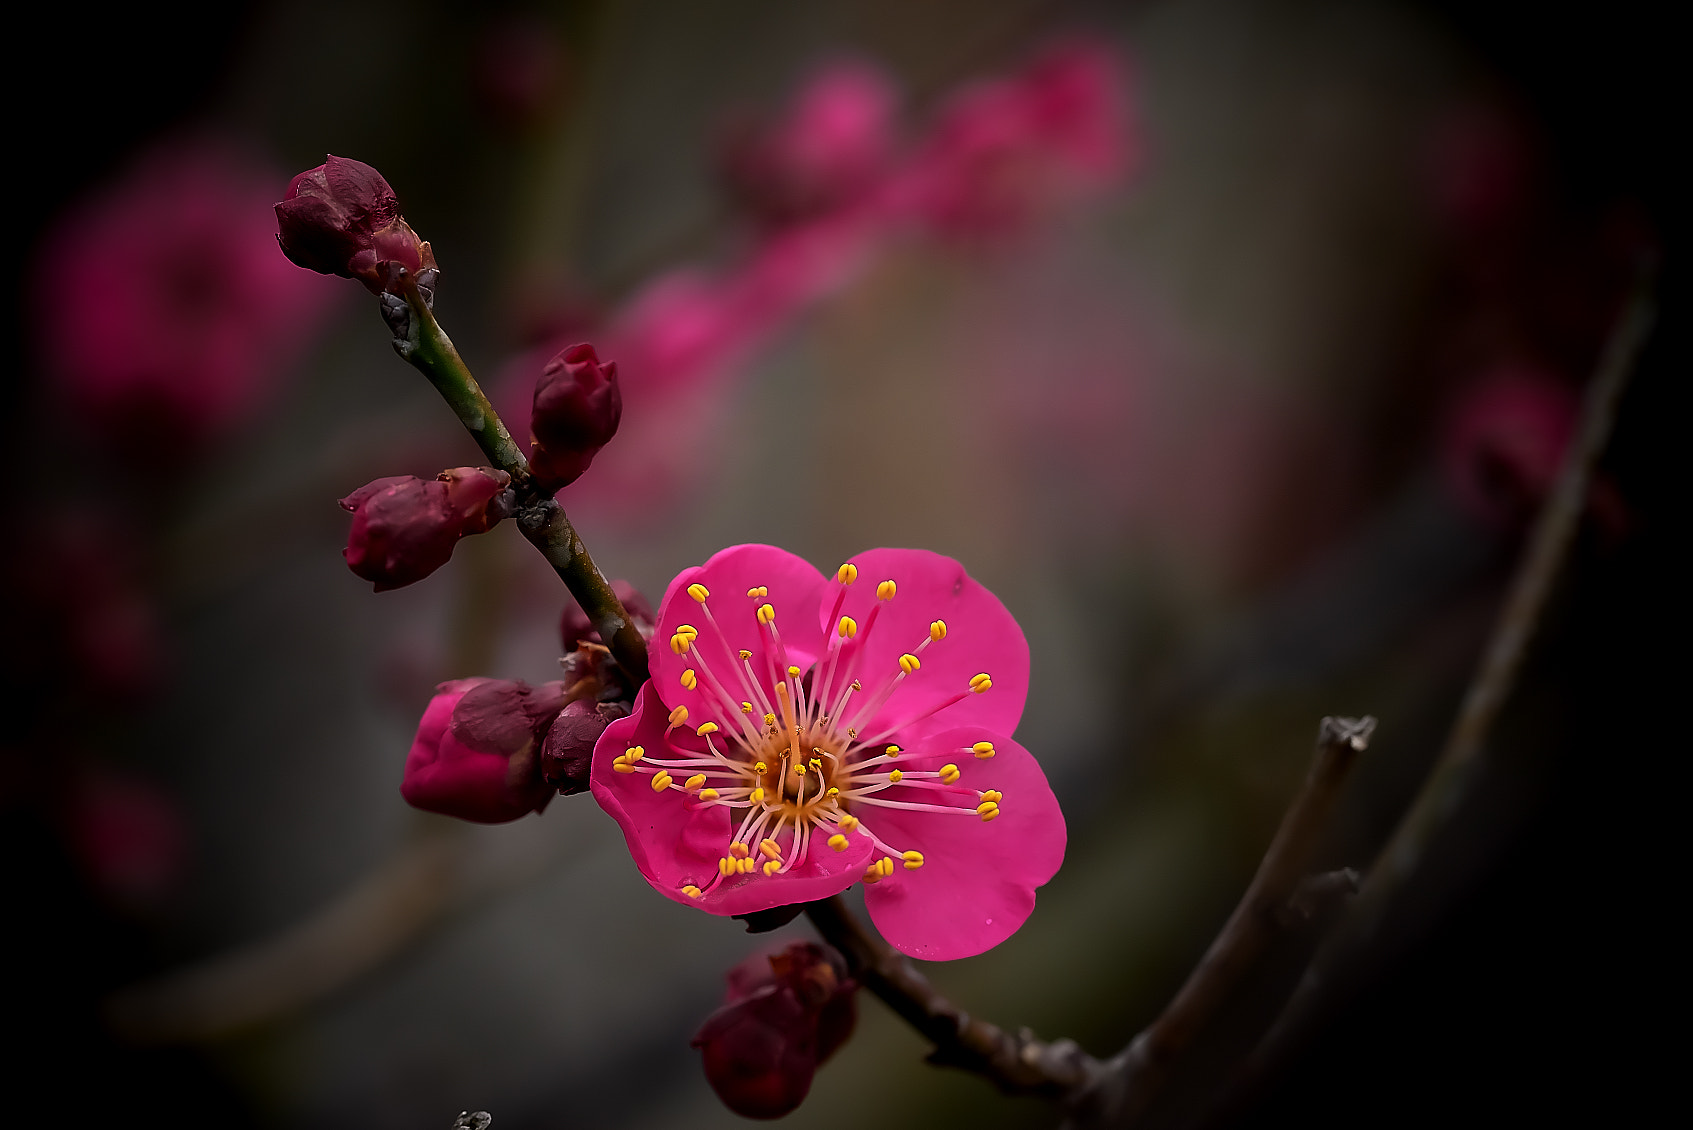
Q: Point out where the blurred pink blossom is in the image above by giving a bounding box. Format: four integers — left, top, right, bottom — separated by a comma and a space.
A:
1441, 362, 1627, 537
894, 41, 1133, 239
719, 60, 898, 227
35, 139, 337, 453
65, 764, 189, 909
500, 41, 1136, 521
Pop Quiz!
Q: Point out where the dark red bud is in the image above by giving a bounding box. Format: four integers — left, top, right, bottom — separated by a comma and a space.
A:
528, 343, 621, 487
559, 579, 653, 651
540, 698, 629, 793
275, 155, 437, 294
401, 678, 558, 823
694, 943, 858, 1119
339, 468, 511, 591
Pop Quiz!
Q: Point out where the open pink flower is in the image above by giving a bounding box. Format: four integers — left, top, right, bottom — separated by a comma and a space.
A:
590, 545, 1064, 960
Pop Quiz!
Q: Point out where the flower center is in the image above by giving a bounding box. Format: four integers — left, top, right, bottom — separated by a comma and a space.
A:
614, 565, 1005, 901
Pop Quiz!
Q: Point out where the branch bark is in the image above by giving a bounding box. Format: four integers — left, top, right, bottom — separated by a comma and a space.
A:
804, 896, 1110, 1110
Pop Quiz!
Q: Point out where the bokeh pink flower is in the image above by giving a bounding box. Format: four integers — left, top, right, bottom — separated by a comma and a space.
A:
591, 544, 1065, 960
34, 138, 335, 451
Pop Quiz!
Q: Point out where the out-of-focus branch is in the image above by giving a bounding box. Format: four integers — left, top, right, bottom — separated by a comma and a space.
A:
1228, 265, 1658, 1106
804, 896, 1108, 1106
108, 832, 462, 1042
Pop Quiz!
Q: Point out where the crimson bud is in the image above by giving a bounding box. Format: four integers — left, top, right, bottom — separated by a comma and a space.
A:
340, 467, 512, 591
275, 155, 438, 294
528, 343, 621, 488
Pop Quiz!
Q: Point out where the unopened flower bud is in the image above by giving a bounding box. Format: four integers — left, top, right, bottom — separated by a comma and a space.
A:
558, 579, 653, 652
540, 698, 629, 794
693, 942, 857, 1119
275, 155, 438, 294
340, 468, 511, 591
402, 677, 565, 823
528, 343, 621, 487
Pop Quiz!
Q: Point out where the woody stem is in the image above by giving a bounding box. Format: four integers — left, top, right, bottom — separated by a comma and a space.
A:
391, 272, 649, 684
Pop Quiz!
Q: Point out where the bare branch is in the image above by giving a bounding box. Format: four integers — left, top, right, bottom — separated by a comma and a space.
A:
1229, 265, 1658, 1107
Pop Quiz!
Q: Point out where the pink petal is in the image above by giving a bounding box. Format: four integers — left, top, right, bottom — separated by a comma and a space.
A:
824, 548, 1028, 745
651, 544, 829, 732
590, 682, 871, 915
859, 727, 1064, 960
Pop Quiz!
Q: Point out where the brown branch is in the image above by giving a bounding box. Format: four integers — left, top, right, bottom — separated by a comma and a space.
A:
1088, 716, 1376, 1125
1227, 266, 1658, 1107
804, 896, 1110, 1109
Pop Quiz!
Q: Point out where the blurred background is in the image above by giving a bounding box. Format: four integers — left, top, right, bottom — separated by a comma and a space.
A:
1, 1, 1678, 1127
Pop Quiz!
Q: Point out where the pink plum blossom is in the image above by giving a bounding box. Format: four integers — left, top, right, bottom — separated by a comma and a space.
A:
591, 545, 1065, 960
35, 138, 334, 450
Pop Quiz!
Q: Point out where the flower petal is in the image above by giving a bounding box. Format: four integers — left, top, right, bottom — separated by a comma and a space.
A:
652, 544, 829, 735
590, 682, 871, 914
824, 548, 1028, 744
858, 727, 1063, 960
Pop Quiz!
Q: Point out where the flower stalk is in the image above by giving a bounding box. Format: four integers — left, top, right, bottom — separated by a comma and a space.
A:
388, 269, 649, 685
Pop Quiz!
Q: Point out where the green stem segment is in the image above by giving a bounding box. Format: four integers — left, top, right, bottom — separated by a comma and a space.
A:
394, 273, 651, 686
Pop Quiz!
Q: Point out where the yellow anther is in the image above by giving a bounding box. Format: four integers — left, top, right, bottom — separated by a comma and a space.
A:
980, 790, 1003, 803
698, 788, 719, 801
899, 653, 921, 674
684, 774, 707, 791
977, 801, 1000, 820
682, 885, 702, 898
827, 786, 840, 797
739, 649, 752, 661
741, 701, 754, 713
981, 808, 1000, 822
739, 856, 756, 874
730, 842, 750, 858
696, 721, 719, 736
972, 741, 996, 759
762, 859, 782, 877
668, 706, 689, 726
613, 762, 634, 774
763, 713, 777, 727
851, 679, 862, 691
794, 761, 807, 775
749, 788, 765, 805
788, 665, 801, 678
809, 757, 822, 772
669, 633, 692, 655
837, 814, 860, 831
760, 839, 782, 860
930, 619, 947, 641
938, 763, 960, 784
718, 857, 733, 877
888, 769, 903, 783
902, 850, 925, 870
687, 583, 710, 602
753, 761, 768, 774
677, 624, 699, 639
881, 857, 896, 877
745, 585, 768, 598
650, 771, 673, 791
970, 673, 993, 693
626, 746, 645, 761
885, 744, 901, 758
837, 563, 858, 584
828, 834, 850, 852
680, 669, 698, 690
838, 616, 858, 639
757, 603, 776, 625
864, 863, 884, 884
877, 580, 897, 600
